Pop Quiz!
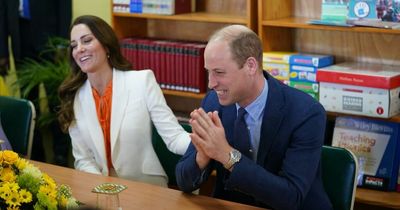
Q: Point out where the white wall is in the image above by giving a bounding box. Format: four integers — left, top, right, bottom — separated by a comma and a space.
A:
72, 0, 111, 24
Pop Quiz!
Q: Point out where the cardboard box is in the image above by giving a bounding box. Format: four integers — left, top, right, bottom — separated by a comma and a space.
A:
289, 54, 333, 68
317, 62, 400, 118
289, 65, 317, 82
264, 63, 290, 81
263, 52, 296, 64
289, 81, 319, 100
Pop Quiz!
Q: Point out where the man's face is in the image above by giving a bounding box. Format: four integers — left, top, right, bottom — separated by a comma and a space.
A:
204, 41, 250, 107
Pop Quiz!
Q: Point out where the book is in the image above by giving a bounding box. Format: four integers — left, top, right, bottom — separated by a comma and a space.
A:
347, 0, 400, 28
348, 0, 378, 19
347, 19, 400, 29
332, 116, 400, 190
309, 0, 351, 27
142, 0, 192, 15
349, 0, 400, 21
113, 0, 130, 13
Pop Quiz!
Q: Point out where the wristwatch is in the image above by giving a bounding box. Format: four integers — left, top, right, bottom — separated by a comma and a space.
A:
224, 149, 242, 170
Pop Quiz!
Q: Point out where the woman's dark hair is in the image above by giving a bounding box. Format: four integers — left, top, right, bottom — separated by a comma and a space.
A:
58, 15, 132, 132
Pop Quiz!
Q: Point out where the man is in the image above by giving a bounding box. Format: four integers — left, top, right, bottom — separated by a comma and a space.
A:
175, 25, 332, 210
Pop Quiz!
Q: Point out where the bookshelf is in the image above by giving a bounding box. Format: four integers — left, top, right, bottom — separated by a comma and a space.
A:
111, 0, 257, 114
258, 0, 400, 209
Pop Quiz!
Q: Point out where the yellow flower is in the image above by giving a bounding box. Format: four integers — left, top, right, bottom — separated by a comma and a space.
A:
0, 167, 16, 182
2, 151, 19, 165
0, 151, 3, 164
15, 158, 29, 171
43, 173, 57, 189
0, 150, 79, 208
59, 196, 68, 207
19, 189, 32, 203
5, 192, 21, 207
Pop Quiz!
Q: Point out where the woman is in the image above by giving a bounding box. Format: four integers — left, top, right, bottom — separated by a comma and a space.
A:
58, 15, 190, 187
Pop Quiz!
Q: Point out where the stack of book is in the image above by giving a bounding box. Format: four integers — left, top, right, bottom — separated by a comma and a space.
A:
120, 38, 207, 93
288, 54, 333, 100
113, 0, 192, 15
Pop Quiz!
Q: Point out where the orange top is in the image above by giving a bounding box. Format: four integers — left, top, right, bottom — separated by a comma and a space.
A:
92, 80, 113, 171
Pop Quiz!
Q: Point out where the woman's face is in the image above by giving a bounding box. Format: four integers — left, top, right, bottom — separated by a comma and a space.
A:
70, 24, 109, 74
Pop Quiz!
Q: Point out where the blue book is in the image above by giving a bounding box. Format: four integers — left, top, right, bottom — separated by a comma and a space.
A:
130, 0, 143, 13
332, 116, 400, 191
289, 54, 334, 68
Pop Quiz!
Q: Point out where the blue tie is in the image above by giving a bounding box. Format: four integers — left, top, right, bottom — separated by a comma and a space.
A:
233, 107, 252, 158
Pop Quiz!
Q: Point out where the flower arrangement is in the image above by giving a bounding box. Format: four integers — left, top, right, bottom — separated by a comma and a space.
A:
0, 150, 79, 209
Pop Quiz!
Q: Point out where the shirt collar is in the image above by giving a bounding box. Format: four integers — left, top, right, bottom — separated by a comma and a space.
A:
236, 78, 268, 121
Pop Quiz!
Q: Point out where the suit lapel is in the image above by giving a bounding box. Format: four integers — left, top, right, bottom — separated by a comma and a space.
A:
110, 69, 129, 154
80, 80, 105, 159
257, 74, 285, 165
221, 105, 236, 146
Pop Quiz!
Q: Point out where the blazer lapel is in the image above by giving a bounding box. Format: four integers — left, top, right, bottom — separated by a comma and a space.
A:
79, 80, 105, 159
257, 75, 285, 165
110, 69, 129, 153
221, 105, 236, 146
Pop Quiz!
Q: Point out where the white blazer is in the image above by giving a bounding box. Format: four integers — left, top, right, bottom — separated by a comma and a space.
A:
69, 69, 191, 187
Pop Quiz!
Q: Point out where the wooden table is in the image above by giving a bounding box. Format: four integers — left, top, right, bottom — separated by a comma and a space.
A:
32, 161, 263, 210
356, 188, 400, 209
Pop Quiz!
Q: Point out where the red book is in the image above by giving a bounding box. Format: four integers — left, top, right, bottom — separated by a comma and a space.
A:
135, 38, 152, 70
193, 43, 206, 93
120, 38, 134, 68
165, 41, 176, 90
153, 40, 168, 89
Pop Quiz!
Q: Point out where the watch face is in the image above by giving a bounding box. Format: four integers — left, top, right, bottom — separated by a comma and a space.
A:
354, 2, 370, 18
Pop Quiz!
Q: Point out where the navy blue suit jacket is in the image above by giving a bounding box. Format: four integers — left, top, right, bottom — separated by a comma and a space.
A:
176, 72, 333, 210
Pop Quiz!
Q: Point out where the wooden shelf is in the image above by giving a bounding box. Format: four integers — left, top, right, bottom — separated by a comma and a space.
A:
261, 17, 400, 35
112, 0, 256, 114
327, 112, 400, 123
356, 188, 400, 209
162, 89, 205, 100
114, 12, 248, 24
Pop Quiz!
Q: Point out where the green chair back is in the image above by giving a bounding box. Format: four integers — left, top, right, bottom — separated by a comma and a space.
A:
152, 123, 191, 187
321, 145, 358, 210
0, 96, 35, 158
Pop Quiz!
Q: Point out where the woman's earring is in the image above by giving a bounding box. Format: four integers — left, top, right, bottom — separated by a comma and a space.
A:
107, 54, 110, 59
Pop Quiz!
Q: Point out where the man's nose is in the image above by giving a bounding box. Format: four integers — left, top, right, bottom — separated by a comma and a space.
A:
208, 74, 217, 89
